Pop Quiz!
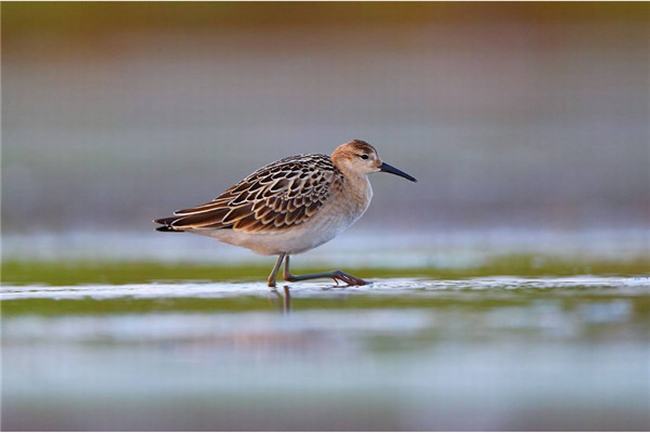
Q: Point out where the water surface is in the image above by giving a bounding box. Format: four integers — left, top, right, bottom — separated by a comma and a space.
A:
3, 277, 649, 430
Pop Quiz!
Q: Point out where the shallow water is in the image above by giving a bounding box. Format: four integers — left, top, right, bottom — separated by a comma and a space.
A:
2, 277, 650, 430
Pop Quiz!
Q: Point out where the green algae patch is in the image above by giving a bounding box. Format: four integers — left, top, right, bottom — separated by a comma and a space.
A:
3, 289, 650, 318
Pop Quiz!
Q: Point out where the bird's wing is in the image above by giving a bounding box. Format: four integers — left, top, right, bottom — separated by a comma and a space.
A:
155, 154, 343, 233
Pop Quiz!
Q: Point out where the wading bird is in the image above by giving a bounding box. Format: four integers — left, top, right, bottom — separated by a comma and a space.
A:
154, 139, 416, 287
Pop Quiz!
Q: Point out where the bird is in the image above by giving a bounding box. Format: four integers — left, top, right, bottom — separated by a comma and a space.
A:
154, 139, 417, 287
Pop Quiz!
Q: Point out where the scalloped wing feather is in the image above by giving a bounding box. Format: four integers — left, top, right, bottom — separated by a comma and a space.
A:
158, 154, 343, 233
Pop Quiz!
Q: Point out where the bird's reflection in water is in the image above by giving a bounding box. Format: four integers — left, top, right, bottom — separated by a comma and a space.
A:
269, 286, 292, 315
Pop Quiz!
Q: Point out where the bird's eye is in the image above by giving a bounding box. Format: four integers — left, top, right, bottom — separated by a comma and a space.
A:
360, 154, 369, 160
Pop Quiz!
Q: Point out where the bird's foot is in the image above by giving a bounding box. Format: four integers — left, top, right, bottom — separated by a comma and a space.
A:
331, 270, 368, 286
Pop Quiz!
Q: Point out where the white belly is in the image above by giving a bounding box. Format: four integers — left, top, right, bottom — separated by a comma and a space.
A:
191, 179, 372, 255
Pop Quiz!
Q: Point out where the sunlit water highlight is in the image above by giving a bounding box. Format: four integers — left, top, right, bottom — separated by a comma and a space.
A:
2, 277, 649, 430
2, 276, 648, 301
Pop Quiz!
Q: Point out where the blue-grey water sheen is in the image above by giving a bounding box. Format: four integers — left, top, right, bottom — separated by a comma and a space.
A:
2, 277, 649, 430
3, 227, 648, 265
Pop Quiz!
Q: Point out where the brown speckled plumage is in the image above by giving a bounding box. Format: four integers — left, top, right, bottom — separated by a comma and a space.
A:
154, 154, 344, 233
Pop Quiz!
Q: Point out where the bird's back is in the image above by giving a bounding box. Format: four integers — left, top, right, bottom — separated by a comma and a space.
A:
154, 154, 344, 234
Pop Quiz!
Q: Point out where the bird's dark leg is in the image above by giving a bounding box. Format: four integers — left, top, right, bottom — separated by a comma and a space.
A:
267, 253, 286, 288
283, 255, 367, 286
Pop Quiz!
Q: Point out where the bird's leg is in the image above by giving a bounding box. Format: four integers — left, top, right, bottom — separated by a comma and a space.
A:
283, 255, 367, 286
267, 253, 286, 288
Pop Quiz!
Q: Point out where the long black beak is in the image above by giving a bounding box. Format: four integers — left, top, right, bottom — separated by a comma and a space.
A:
379, 162, 417, 182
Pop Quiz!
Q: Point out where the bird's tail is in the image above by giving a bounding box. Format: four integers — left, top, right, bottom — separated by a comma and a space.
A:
153, 216, 185, 233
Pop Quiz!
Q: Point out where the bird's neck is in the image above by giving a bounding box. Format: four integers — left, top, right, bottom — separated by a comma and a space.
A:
342, 171, 373, 206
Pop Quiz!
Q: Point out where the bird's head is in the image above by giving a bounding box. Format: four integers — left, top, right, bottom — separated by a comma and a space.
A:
331, 139, 417, 182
